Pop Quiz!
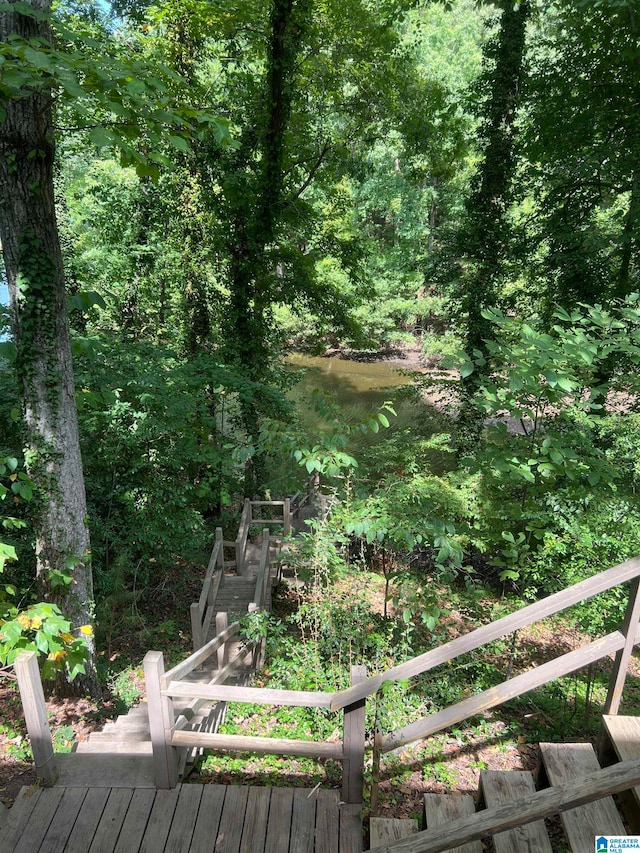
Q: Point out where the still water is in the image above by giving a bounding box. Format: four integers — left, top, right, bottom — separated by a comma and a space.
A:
285, 353, 452, 475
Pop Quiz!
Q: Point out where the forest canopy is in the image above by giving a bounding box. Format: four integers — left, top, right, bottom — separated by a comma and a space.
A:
1, 0, 640, 693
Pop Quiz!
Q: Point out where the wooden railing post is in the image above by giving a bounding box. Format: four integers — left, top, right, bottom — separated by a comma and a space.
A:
605, 577, 640, 714
342, 664, 367, 804
14, 651, 57, 786
283, 497, 291, 536
215, 527, 224, 567
190, 602, 203, 651
144, 650, 178, 789
216, 612, 229, 671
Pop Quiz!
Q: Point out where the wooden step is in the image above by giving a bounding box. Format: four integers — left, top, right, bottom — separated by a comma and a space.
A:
369, 818, 418, 849
539, 742, 625, 851
479, 770, 553, 853
423, 794, 481, 853
74, 740, 153, 755
85, 729, 151, 743
599, 714, 640, 831
102, 718, 150, 733
54, 753, 155, 788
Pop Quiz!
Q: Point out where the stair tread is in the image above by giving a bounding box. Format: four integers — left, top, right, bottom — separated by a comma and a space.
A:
540, 742, 626, 849
74, 741, 152, 755
369, 818, 418, 849
54, 752, 154, 788
423, 794, 481, 853
479, 770, 552, 853
599, 715, 640, 832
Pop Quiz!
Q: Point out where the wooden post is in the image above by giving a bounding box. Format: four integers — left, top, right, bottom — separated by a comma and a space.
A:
342, 664, 367, 804
190, 602, 203, 652
283, 498, 291, 536
216, 612, 229, 671
144, 651, 178, 789
14, 651, 57, 786
604, 577, 640, 714
215, 527, 224, 567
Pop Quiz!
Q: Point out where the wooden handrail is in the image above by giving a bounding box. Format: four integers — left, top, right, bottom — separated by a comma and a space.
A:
380, 630, 627, 752
165, 681, 334, 707
163, 620, 241, 687
171, 730, 345, 759
190, 528, 224, 650
235, 498, 252, 574
253, 529, 271, 609
331, 554, 640, 711
373, 758, 640, 853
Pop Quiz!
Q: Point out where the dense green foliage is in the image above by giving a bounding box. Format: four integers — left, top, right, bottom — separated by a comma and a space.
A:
1, 0, 640, 703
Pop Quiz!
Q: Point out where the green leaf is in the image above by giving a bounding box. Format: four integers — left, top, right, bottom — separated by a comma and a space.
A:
168, 134, 190, 152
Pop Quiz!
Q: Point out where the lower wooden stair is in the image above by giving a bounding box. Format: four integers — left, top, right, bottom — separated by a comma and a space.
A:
367, 717, 640, 852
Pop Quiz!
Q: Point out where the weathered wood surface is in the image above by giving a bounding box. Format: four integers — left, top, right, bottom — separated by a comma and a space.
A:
331, 554, 640, 711
479, 771, 552, 853
2, 784, 362, 853
381, 631, 624, 752
165, 682, 334, 707
539, 741, 625, 850
422, 794, 481, 853
365, 757, 640, 853
54, 754, 155, 788
600, 714, 640, 832
14, 651, 58, 786
163, 621, 241, 685
171, 729, 345, 759
370, 818, 418, 849
343, 666, 367, 804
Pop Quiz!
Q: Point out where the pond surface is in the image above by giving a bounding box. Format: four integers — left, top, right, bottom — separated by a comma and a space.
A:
285, 353, 453, 476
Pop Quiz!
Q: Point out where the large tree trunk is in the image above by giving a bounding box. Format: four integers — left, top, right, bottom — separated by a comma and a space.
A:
0, 0, 99, 696
455, 0, 530, 457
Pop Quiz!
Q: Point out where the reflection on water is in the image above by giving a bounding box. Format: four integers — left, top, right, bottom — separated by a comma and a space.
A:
285, 353, 452, 475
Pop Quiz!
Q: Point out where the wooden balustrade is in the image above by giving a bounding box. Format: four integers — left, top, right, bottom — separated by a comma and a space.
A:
190, 527, 224, 650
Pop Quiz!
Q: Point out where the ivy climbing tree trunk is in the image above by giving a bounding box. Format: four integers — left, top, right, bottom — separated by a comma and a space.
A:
0, 0, 99, 696
223, 0, 309, 495
455, 0, 530, 457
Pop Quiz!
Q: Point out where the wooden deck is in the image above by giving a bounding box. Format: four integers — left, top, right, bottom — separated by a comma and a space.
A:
1, 783, 362, 853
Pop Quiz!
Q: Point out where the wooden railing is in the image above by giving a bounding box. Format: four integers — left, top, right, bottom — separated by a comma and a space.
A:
375, 757, 640, 853
190, 527, 224, 651
150, 554, 640, 806
144, 623, 367, 801
235, 498, 292, 574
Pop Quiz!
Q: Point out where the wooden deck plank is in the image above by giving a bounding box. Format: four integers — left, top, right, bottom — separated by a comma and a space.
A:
479, 771, 552, 853
163, 784, 203, 853
290, 788, 316, 853
113, 788, 156, 853
138, 787, 181, 853
339, 803, 362, 853
0, 786, 42, 853
13, 786, 65, 853
189, 785, 226, 853
315, 789, 340, 853
600, 714, 640, 832
88, 788, 134, 853
540, 742, 625, 850
216, 785, 250, 853
38, 787, 88, 853
370, 818, 418, 850
64, 787, 111, 853
264, 787, 294, 853
239, 786, 271, 853
423, 794, 481, 853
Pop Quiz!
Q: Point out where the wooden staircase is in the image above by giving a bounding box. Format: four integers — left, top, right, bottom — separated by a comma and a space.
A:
368, 716, 640, 852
